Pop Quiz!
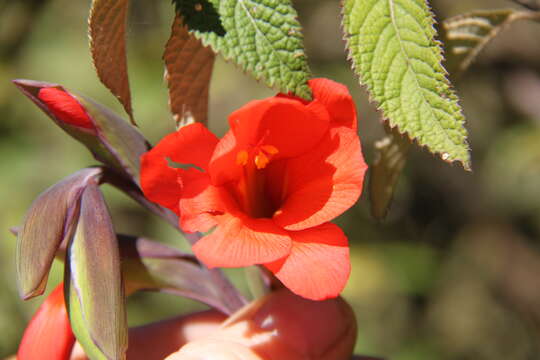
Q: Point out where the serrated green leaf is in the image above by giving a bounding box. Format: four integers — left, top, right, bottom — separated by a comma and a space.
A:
343, 0, 470, 169
443, 9, 540, 75
181, 0, 312, 99
67, 183, 127, 360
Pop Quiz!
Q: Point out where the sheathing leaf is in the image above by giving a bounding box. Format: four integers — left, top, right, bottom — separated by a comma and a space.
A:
16, 168, 103, 300
66, 183, 127, 360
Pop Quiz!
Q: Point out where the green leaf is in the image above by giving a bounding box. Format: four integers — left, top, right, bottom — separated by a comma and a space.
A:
66, 183, 127, 360
342, 0, 470, 169
16, 168, 103, 300
180, 0, 312, 99
370, 128, 410, 220
442, 9, 540, 75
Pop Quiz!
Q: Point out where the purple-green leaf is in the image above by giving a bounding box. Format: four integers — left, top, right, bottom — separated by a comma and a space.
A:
12, 79, 149, 183
66, 182, 127, 360
119, 235, 243, 314
16, 168, 103, 300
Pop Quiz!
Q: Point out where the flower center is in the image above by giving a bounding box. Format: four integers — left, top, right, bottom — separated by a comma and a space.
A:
234, 144, 280, 218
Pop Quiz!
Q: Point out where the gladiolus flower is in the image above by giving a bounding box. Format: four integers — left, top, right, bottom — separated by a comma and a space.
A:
17, 283, 75, 360
37, 87, 94, 129
140, 78, 367, 300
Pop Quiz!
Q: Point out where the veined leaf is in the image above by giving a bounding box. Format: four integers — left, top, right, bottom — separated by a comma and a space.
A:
164, 14, 215, 127
66, 183, 127, 360
370, 128, 410, 220
177, 0, 312, 99
343, 0, 470, 169
89, 0, 134, 123
16, 168, 103, 300
443, 9, 540, 75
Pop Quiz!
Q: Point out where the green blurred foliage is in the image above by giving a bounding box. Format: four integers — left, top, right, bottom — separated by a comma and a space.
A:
2, 0, 540, 359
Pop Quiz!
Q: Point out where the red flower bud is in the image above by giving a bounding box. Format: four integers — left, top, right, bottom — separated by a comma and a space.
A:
38, 87, 94, 129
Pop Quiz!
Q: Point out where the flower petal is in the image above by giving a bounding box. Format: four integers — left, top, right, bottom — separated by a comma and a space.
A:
140, 151, 183, 213
273, 127, 367, 230
265, 223, 350, 300
17, 283, 75, 360
309, 78, 357, 130
230, 96, 329, 158
38, 87, 94, 129
192, 215, 292, 268
140, 123, 219, 213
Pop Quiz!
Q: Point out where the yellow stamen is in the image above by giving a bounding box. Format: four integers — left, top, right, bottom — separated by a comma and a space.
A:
254, 151, 270, 169
261, 145, 279, 155
236, 150, 249, 166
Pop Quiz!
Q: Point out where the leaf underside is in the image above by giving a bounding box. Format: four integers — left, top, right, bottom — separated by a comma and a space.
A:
443, 9, 540, 75
175, 0, 313, 99
343, 0, 471, 169
89, 0, 134, 123
164, 14, 215, 127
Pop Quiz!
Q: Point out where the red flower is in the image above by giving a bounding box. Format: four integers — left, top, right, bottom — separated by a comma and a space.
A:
38, 87, 94, 129
17, 283, 75, 360
141, 78, 367, 300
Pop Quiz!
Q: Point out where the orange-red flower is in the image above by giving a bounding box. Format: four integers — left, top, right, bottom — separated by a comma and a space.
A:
17, 283, 75, 360
141, 78, 367, 300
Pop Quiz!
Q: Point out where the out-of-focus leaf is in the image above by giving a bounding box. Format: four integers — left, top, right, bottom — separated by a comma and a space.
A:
17, 283, 75, 360
370, 129, 410, 220
178, 0, 312, 99
17, 168, 103, 300
66, 182, 127, 360
342, 0, 470, 169
89, 0, 134, 123
164, 14, 215, 128
118, 235, 244, 314
443, 9, 540, 75
511, 0, 540, 11
13, 80, 149, 182
483, 126, 540, 213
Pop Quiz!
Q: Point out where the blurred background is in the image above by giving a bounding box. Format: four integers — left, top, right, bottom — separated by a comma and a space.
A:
1, 0, 540, 358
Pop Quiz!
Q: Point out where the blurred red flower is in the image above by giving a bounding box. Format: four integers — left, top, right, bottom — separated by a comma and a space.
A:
141, 78, 367, 300
17, 283, 75, 360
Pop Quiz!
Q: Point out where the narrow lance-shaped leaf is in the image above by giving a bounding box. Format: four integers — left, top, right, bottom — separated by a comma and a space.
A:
342, 0, 471, 169
89, 0, 134, 123
66, 182, 127, 360
118, 235, 246, 314
173, 0, 313, 99
370, 127, 410, 220
17, 168, 103, 300
443, 9, 540, 75
13, 80, 149, 183
164, 14, 215, 128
